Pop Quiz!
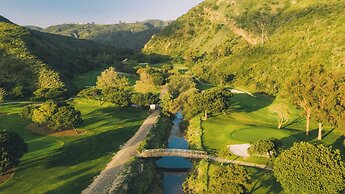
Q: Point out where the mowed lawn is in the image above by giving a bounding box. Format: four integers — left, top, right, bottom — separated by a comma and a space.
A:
0, 98, 148, 194
202, 93, 344, 157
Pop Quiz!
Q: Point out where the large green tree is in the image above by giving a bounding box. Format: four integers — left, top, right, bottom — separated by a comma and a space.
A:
96, 67, 129, 90
49, 106, 83, 132
0, 131, 28, 174
274, 142, 345, 194
194, 87, 232, 120
29, 101, 83, 131
102, 87, 131, 107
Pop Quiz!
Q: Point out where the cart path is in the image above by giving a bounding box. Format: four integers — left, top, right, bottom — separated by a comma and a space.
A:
82, 110, 160, 194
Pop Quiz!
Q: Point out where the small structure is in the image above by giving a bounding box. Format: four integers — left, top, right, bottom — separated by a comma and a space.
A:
150, 104, 159, 111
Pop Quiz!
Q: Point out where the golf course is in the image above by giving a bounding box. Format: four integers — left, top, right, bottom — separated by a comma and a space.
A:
0, 99, 148, 193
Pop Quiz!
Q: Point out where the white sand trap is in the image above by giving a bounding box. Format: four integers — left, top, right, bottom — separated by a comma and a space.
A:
228, 144, 251, 157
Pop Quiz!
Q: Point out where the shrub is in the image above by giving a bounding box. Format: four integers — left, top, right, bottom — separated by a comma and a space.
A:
248, 138, 283, 157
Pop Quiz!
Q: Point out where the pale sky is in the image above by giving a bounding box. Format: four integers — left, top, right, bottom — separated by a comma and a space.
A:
0, 0, 204, 27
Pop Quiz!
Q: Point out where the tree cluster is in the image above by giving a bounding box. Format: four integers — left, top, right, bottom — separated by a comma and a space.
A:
183, 160, 251, 194
285, 65, 345, 140
21, 101, 83, 131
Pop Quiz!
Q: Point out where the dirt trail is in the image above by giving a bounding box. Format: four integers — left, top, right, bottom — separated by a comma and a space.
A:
82, 110, 160, 194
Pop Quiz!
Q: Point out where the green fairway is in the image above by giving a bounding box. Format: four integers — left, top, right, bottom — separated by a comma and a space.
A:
0, 99, 148, 193
202, 93, 343, 155
72, 68, 138, 91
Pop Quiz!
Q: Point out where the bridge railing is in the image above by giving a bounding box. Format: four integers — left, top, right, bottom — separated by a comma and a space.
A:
140, 149, 207, 156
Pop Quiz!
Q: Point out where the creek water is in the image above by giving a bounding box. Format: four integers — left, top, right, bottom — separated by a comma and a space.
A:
155, 112, 192, 194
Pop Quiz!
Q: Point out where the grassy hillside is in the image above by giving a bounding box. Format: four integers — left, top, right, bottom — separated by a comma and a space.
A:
143, 0, 345, 94
40, 20, 170, 51
0, 16, 132, 97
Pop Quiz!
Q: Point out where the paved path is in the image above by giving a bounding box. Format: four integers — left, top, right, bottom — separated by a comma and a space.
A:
82, 110, 161, 194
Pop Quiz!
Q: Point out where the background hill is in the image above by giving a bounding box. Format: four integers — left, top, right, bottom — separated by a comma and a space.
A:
0, 16, 132, 97
143, 0, 345, 94
29, 20, 170, 51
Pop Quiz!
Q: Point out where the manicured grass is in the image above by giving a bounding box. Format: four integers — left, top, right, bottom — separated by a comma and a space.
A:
202, 93, 344, 158
72, 68, 138, 91
0, 99, 148, 193
201, 93, 344, 194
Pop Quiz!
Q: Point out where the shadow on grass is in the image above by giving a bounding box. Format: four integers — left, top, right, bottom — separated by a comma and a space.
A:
230, 93, 275, 113
332, 136, 345, 156
45, 168, 98, 194
45, 125, 141, 168
249, 169, 283, 194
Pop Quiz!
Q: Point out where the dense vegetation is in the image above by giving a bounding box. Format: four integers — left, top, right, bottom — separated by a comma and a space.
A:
0, 16, 132, 100
274, 142, 345, 193
144, 0, 345, 94
33, 20, 170, 50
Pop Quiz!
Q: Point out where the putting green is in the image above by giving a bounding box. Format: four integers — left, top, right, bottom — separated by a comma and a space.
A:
231, 127, 297, 143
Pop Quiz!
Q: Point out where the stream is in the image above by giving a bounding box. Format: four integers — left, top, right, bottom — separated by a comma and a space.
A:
155, 112, 192, 194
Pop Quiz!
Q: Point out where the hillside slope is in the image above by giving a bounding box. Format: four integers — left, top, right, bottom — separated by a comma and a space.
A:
0, 16, 131, 97
38, 20, 170, 51
143, 0, 345, 94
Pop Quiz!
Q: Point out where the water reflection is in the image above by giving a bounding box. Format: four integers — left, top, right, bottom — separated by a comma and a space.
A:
155, 112, 192, 194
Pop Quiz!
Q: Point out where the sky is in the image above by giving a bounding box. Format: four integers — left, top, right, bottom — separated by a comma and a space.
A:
0, 0, 204, 27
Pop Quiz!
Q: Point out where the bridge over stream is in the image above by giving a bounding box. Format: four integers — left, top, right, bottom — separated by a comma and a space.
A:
137, 149, 272, 170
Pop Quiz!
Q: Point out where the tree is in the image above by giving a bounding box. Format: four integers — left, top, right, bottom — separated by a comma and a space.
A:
208, 164, 251, 194
268, 103, 290, 129
166, 73, 196, 98
284, 66, 315, 135
274, 142, 345, 194
312, 70, 345, 140
49, 106, 83, 133
33, 87, 67, 100
77, 87, 103, 105
96, 67, 129, 90
30, 101, 83, 131
131, 93, 158, 107
0, 131, 28, 174
0, 88, 6, 103
135, 67, 164, 94
102, 87, 131, 107
32, 101, 59, 126
20, 104, 39, 119
194, 87, 232, 120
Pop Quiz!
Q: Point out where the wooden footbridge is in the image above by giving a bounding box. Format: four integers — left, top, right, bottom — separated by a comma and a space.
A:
137, 149, 272, 170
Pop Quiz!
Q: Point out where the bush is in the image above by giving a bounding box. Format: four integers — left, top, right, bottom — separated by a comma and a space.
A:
20, 104, 39, 119
33, 87, 67, 100
77, 88, 102, 99
248, 138, 283, 157
274, 142, 345, 193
